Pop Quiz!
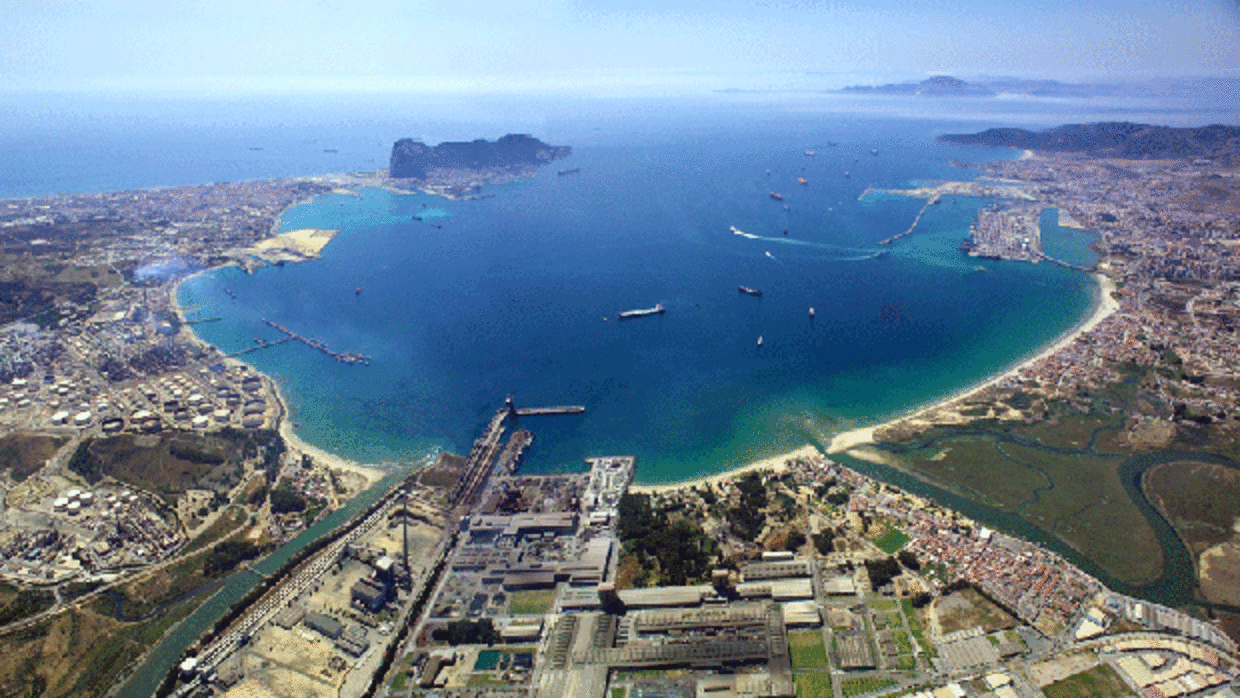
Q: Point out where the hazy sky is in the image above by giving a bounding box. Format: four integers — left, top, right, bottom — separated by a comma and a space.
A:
2, 0, 1238, 93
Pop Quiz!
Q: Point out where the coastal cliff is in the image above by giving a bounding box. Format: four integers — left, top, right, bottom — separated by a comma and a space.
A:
389, 134, 571, 179
938, 122, 1240, 162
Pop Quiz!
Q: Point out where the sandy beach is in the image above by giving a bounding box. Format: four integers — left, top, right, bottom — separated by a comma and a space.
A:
170, 272, 385, 489
826, 271, 1119, 453
629, 445, 822, 495
628, 271, 1120, 494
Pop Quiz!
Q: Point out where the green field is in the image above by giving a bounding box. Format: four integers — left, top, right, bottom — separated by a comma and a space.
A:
872, 527, 911, 554
788, 630, 830, 669
840, 677, 897, 697
795, 672, 834, 698
1043, 664, 1135, 698
508, 589, 556, 615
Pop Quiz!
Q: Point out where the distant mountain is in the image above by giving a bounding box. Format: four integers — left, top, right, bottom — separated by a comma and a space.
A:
937, 122, 1240, 162
390, 134, 571, 179
842, 75, 995, 97
838, 76, 1240, 100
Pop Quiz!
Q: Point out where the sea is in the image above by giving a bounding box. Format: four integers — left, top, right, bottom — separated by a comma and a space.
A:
3, 90, 1231, 484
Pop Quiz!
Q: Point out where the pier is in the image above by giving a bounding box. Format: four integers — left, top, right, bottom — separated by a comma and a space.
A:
226, 337, 293, 357
260, 318, 370, 365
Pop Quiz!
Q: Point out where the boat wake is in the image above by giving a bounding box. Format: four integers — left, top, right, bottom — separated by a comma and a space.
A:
730, 226, 878, 261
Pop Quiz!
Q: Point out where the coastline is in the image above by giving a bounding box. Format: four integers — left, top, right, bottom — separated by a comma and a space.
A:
827, 270, 1119, 453
627, 270, 1119, 494
168, 205, 386, 490
629, 445, 822, 495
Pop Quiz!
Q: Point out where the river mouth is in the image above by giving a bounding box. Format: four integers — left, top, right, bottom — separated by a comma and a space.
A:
842, 424, 1240, 609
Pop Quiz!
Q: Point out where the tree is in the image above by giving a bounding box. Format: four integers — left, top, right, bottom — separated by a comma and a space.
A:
784, 527, 807, 552
812, 530, 835, 555
897, 550, 920, 571
865, 556, 901, 588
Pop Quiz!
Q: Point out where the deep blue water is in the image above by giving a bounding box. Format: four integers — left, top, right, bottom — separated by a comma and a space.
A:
172, 111, 1100, 482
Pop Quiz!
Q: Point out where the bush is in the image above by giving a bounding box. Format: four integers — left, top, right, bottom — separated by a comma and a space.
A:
784, 528, 807, 551
432, 618, 499, 646
865, 556, 901, 588
202, 540, 262, 577
269, 483, 307, 514
67, 440, 103, 484
812, 531, 834, 555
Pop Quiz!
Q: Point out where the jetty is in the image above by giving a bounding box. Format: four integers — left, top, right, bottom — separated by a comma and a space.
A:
226, 337, 292, 357
879, 195, 939, 245
260, 318, 371, 365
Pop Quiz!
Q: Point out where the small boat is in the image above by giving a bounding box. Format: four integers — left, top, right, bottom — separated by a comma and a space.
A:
805, 149, 815, 156
809, 307, 815, 318
782, 228, 788, 235
757, 336, 764, 347
738, 286, 762, 297
557, 167, 581, 176
871, 149, 879, 156
826, 141, 839, 147
248, 147, 264, 151
323, 148, 338, 153
765, 169, 772, 176
355, 287, 364, 295
769, 192, 784, 201
843, 171, 851, 178
797, 177, 807, 185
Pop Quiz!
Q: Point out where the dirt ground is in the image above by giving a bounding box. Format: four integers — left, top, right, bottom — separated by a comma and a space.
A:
932, 587, 1018, 634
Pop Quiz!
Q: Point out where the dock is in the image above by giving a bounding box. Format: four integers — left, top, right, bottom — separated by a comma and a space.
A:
260, 318, 370, 366
514, 406, 585, 417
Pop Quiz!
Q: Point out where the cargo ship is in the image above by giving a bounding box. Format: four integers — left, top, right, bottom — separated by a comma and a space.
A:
769, 192, 784, 201
738, 286, 762, 297
558, 167, 581, 176
617, 304, 665, 319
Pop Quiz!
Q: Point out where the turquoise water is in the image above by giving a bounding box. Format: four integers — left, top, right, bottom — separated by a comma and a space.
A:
178, 114, 1099, 483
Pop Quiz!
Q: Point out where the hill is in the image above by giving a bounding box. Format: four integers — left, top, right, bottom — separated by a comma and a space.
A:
937, 122, 1240, 162
389, 134, 571, 179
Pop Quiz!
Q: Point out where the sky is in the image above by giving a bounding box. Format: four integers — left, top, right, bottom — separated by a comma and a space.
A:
1, 0, 1238, 94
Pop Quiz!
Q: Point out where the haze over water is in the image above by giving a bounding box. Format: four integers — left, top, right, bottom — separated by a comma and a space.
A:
169, 106, 1102, 483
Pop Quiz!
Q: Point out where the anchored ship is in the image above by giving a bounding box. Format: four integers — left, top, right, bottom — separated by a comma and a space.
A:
738, 286, 762, 297
617, 304, 665, 319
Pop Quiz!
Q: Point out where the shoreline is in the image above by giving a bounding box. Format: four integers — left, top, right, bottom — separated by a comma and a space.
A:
629, 270, 1119, 493
168, 201, 386, 490
827, 270, 1119, 453
166, 174, 1118, 500
629, 445, 822, 495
